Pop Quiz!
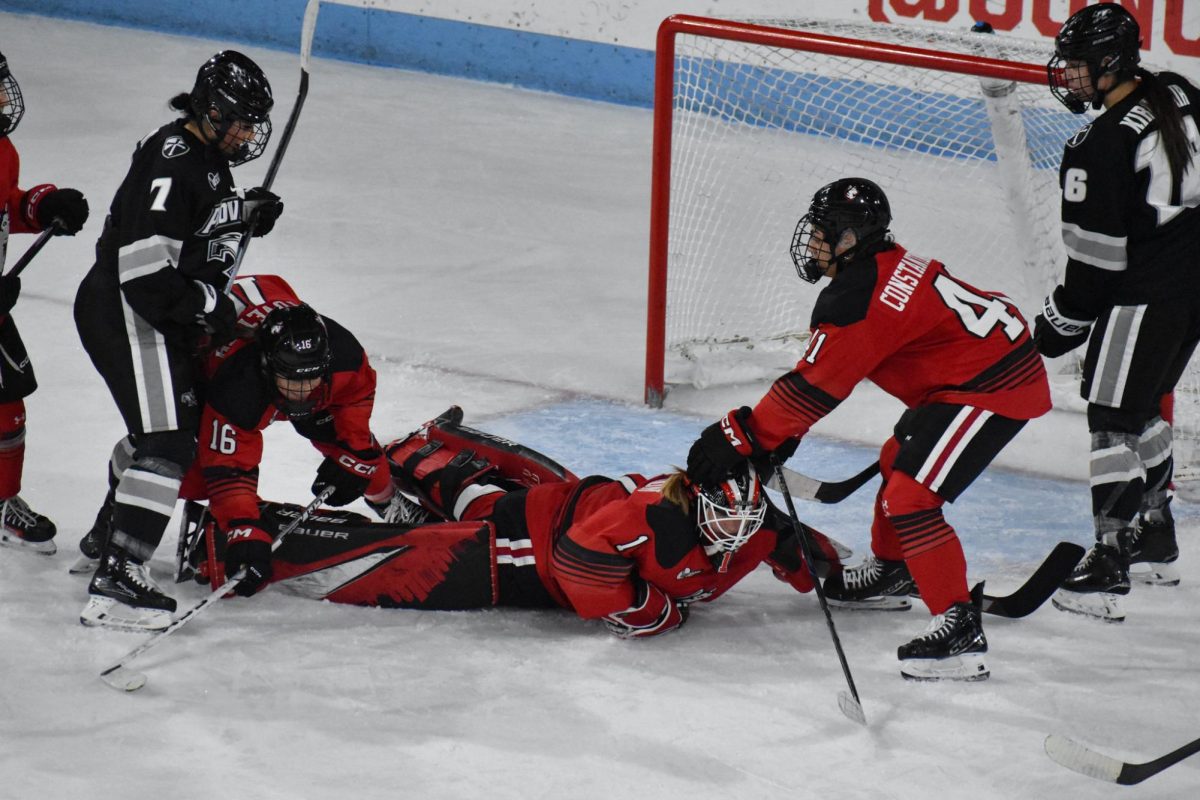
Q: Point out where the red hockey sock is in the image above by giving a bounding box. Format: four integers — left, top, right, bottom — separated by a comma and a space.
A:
0, 400, 26, 499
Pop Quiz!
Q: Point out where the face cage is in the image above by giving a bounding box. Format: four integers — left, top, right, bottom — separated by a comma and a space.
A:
0, 73, 24, 137
273, 377, 330, 420
1046, 53, 1093, 114
790, 214, 829, 283
214, 115, 272, 167
697, 493, 767, 573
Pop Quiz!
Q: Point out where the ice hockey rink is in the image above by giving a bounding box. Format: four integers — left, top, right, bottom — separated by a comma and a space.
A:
1, 10, 1198, 798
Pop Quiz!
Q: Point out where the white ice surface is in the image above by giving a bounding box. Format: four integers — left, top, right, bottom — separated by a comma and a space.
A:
1, 13, 1198, 799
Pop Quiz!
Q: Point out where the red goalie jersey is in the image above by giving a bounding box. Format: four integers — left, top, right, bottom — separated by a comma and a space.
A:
749, 245, 1052, 450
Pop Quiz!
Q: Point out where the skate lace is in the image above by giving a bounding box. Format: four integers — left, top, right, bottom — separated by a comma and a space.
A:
385, 493, 429, 525
122, 559, 164, 596
912, 607, 961, 643
844, 557, 883, 591
2, 496, 39, 528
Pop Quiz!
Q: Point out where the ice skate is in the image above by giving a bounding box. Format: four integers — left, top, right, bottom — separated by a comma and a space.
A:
368, 490, 430, 526
1127, 506, 1179, 587
0, 495, 57, 555
1051, 539, 1129, 623
81, 548, 176, 633
823, 555, 913, 610
70, 494, 115, 574
898, 585, 989, 682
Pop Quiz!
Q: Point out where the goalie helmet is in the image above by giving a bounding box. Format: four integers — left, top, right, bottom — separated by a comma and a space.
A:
0, 50, 24, 137
790, 177, 892, 282
1047, 3, 1140, 113
258, 304, 332, 418
190, 50, 273, 166
695, 463, 767, 573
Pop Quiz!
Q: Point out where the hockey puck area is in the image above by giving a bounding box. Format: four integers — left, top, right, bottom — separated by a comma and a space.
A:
100, 666, 147, 693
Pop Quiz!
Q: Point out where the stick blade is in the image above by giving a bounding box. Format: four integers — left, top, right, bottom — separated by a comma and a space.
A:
100, 665, 147, 693
1044, 735, 1122, 783
837, 691, 867, 726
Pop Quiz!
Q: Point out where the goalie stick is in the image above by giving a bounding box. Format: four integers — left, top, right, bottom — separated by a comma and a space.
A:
223, 0, 320, 292
766, 460, 881, 504
772, 456, 867, 726
980, 542, 1085, 619
4, 218, 63, 278
99, 487, 334, 693
1045, 733, 1200, 785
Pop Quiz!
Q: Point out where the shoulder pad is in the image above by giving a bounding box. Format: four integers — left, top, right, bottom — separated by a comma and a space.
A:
323, 315, 368, 375
207, 344, 273, 429
810, 257, 877, 328
646, 501, 700, 568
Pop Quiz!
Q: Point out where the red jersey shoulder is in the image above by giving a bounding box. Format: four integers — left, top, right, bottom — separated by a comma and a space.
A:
230, 273, 303, 334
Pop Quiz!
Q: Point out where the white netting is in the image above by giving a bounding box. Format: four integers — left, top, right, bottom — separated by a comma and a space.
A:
662, 18, 1085, 387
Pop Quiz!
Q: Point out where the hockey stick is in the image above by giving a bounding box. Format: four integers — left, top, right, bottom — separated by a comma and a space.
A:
223, 0, 320, 292
765, 460, 880, 504
4, 219, 63, 278
99, 486, 335, 693
1045, 733, 1200, 785
981, 542, 1085, 618
772, 456, 867, 726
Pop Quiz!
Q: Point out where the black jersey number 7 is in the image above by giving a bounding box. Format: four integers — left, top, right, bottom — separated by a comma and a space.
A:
932, 273, 1023, 342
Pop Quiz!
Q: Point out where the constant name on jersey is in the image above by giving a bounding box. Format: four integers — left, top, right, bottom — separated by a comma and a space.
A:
879, 252, 931, 312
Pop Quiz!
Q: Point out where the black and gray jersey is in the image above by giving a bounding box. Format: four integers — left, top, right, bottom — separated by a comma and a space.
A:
90, 119, 244, 340
1057, 71, 1200, 316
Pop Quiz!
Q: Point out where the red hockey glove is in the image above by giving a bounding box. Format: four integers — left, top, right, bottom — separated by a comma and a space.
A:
224, 519, 274, 597
686, 406, 761, 485
602, 581, 689, 639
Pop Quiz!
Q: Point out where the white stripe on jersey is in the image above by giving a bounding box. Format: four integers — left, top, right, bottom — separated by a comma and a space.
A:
1061, 222, 1127, 271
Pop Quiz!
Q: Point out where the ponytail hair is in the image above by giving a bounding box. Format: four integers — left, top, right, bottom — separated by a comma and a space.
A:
169, 91, 193, 116
1137, 68, 1194, 185
660, 470, 693, 515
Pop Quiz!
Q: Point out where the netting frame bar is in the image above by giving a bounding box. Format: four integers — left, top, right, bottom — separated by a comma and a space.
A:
644, 14, 1049, 407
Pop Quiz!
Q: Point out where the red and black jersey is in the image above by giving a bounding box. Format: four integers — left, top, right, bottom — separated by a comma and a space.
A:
502, 476, 815, 618
189, 312, 383, 531
0, 136, 48, 268
748, 244, 1052, 450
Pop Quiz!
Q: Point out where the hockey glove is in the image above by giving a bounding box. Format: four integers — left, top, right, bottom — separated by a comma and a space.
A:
22, 184, 89, 235
241, 186, 283, 237
191, 281, 238, 347
1034, 287, 1093, 358
0, 274, 20, 315
312, 455, 373, 506
602, 581, 689, 639
224, 521, 274, 597
686, 406, 761, 486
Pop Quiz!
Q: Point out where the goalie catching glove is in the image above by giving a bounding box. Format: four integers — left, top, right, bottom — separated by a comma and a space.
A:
1034, 287, 1093, 358
224, 519, 273, 597
686, 406, 763, 486
602, 581, 688, 639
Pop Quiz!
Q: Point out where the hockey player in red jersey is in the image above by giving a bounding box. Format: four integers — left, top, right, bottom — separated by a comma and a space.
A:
1038, 4, 1200, 622
0, 49, 89, 555
176, 406, 846, 637
686, 178, 1051, 681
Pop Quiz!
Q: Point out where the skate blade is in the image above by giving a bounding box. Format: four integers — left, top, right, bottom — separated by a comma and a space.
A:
1129, 562, 1180, 587
80, 597, 172, 633
0, 531, 57, 555
828, 595, 912, 611
1051, 589, 1125, 622
900, 652, 989, 682
69, 554, 99, 575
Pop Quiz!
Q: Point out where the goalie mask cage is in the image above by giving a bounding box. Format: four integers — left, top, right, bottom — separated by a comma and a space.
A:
645, 15, 1084, 408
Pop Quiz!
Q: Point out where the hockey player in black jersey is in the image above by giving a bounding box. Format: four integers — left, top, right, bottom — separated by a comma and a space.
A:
75, 51, 284, 632
1036, 4, 1200, 622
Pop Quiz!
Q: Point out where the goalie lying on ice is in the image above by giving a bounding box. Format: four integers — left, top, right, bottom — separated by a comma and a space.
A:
177, 406, 846, 637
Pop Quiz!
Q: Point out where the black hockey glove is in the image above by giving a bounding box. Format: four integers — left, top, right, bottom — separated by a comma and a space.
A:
312, 456, 372, 506
686, 406, 762, 486
224, 522, 274, 597
23, 184, 89, 235
0, 274, 20, 315
191, 282, 238, 348
241, 186, 283, 237
1033, 287, 1093, 359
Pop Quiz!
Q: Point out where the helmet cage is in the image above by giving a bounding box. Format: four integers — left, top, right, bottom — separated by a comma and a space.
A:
696, 464, 767, 573
191, 51, 274, 166
0, 55, 25, 137
1047, 5, 1140, 113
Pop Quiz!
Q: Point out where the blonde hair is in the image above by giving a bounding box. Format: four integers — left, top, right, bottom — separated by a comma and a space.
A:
660, 468, 693, 514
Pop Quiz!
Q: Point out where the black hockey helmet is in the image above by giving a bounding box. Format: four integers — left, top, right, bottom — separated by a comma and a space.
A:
257, 304, 332, 417
1047, 4, 1141, 113
694, 462, 766, 573
790, 177, 892, 282
190, 50, 273, 165
0, 50, 25, 137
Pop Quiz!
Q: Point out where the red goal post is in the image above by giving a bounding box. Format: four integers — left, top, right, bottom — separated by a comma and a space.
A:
644, 15, 1069, 408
